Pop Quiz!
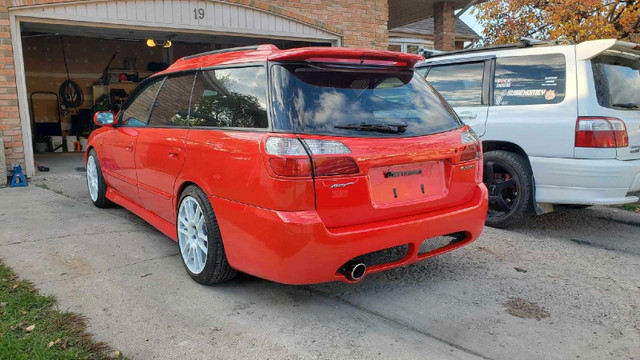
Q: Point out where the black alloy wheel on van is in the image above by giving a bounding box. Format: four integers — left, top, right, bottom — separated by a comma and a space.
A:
483, 151, 533, 228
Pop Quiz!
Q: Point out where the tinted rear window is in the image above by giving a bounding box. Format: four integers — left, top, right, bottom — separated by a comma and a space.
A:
270, 64, 461, 137
189, 67, 268, 129
493, 54, 566, 106
592, 54, 640, 110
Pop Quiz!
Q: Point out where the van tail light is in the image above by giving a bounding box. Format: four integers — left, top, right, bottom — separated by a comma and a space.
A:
575, 117, 628, 148
456, 127, 482, 163
265, 137, 359, 177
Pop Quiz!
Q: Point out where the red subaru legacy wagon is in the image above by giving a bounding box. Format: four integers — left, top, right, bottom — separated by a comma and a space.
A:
86, 44, 488, 285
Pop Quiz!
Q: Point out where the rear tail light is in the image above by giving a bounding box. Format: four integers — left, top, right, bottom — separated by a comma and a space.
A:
265, 137, 359, 177
575, 117, 628, 148
458, 128, 482, 162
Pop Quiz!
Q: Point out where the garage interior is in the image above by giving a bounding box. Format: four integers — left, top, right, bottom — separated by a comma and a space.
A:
22, 21, 329, 166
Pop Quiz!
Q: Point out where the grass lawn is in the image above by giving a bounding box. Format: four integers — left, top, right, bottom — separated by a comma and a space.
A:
620, 204, 640, 213
0, 260, 124, 359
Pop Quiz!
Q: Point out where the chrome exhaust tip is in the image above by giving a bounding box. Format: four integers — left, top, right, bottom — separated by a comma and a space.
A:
342, 261, 367, 281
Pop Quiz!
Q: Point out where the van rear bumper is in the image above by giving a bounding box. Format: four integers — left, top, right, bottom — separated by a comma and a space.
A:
530, 156, 640, 205
210, 184, 488, 285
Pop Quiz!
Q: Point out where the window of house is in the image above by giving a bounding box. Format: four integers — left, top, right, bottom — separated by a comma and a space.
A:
148, 74, 195, 127
119, 79, 164, 127
189, 67, 268, 129
424, 62, 485, 106
493, 54, 566, 106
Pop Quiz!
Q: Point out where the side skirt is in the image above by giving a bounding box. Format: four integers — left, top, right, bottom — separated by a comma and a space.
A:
106, 187, 178, 242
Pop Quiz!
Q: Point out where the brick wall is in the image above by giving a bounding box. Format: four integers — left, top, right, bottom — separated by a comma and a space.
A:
0, 0, 22, 174
0, 0, 389, 174
433, 1, 456, 51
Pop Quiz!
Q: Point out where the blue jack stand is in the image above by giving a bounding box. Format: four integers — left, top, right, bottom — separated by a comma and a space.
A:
9, 165, 28, 187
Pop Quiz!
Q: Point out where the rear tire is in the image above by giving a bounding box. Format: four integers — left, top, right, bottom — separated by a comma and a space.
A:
177, 185, 237, 285
483, 150, 533, 228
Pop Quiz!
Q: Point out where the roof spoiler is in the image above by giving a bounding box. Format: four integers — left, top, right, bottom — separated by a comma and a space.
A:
576, 39, 640, 60
268, 48, 424, 67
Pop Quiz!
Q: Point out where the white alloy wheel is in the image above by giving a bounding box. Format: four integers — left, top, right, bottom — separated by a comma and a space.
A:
178, 196, 208, 274
86, 155, 99, 202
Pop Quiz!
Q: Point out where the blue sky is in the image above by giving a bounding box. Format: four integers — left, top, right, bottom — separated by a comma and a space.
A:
458, 8, 484, 36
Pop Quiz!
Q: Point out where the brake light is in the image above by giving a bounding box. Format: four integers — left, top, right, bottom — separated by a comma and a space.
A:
575, 117, 628, 148
265, 137, 359, 177
458, 128, 481, 162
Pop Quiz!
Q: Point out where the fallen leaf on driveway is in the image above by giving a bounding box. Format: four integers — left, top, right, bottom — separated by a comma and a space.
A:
25, 324, 35, 332
107, 350, 121, 359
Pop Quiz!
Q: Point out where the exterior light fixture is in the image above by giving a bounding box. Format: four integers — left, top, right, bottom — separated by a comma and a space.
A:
146, 39, 172, 48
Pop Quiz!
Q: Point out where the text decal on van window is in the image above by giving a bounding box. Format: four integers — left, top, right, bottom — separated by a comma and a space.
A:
493, 54, 566, 106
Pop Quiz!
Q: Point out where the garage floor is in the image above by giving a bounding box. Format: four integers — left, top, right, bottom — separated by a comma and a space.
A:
1, 155, 639, 359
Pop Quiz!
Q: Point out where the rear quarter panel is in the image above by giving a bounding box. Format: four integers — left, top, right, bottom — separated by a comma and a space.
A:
176, 129, 315, 211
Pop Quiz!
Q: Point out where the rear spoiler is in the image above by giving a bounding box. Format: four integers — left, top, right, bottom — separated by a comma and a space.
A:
267, 48, 424, 67
576, 39, 640, 60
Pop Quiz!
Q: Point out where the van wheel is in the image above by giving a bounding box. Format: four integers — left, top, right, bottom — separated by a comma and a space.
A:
177, 185, 237, 285
86, 149, 112, 208
483, 151, 533, 228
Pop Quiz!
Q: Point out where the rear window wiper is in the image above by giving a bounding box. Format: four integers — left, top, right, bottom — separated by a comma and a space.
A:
334, 122, 408, 134
612, 103, 640, 109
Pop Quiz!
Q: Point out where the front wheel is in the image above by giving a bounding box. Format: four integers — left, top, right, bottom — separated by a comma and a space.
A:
86, 149, 111, 208
483, 150, 534, 228
177, 185, 237, 285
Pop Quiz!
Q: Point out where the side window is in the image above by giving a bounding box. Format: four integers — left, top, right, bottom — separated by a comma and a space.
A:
190, 66, 268, 129
424, 62, 485, 106
493, 54, 566, 106
148, 74, 195, 127
119, 79, 164, 127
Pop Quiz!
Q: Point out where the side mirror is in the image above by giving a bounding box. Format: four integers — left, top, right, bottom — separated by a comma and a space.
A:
93, 111, 115, 126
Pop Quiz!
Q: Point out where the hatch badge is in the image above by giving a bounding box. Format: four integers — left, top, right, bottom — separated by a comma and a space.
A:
384, 169, 422, 178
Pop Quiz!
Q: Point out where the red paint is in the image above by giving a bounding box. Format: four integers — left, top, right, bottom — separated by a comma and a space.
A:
86, 45, 488, 285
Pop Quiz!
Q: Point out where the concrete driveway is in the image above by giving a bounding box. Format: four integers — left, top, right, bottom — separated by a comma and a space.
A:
1, 153, 639, 359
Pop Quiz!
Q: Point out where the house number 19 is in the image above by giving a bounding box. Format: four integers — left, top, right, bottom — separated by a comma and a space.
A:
194, 8, 205, 19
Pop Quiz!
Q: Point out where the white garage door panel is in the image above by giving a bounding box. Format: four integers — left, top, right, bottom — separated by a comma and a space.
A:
13, 0, 338, 40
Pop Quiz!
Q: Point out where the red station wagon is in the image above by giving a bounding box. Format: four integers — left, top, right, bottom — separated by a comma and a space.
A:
85, 44, 488, 285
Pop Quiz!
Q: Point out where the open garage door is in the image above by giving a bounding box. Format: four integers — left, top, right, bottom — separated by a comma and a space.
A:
9, 0, 341, 176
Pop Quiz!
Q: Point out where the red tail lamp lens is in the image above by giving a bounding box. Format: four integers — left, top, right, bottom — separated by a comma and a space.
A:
268, 157, 312, 177
575, 117, 628, 148
313, 157, 359, 176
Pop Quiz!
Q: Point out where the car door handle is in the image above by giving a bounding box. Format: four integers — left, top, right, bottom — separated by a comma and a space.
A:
458, 111, 478, 120
125, 143, 134, 152
168, 148, 182, 159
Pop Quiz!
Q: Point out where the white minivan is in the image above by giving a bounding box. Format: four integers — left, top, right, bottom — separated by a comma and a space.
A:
417, 39, 640, 227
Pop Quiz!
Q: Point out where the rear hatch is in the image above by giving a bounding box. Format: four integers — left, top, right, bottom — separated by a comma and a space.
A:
267, 56, 482, 228
581, 40, 640, 160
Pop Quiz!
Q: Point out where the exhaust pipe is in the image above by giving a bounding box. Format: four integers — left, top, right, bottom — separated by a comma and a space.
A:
341, 261, 367, 281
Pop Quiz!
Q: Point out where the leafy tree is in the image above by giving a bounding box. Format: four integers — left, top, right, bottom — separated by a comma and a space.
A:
474, 0, 640, 45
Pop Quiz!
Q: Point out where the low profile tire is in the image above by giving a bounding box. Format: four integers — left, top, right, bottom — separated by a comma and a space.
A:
86, 149, 111, 208
483, 150, 534, 228
177, 185, 237, 285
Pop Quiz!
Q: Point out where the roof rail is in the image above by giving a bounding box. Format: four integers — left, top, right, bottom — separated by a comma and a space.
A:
422, 37, 574, 59
183, 44, 278, 60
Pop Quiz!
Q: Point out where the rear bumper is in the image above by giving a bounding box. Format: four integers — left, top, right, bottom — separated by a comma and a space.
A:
210, 184, 488, 285
531, 156, 640, 205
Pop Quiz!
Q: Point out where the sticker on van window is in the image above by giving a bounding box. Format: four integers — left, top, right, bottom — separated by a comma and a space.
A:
545, 90, 556, 101
495, 78, 512, 88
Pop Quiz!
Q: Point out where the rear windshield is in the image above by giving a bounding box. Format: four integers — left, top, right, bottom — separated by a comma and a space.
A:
592, 54, 640, 110
270, 64, 461, 137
